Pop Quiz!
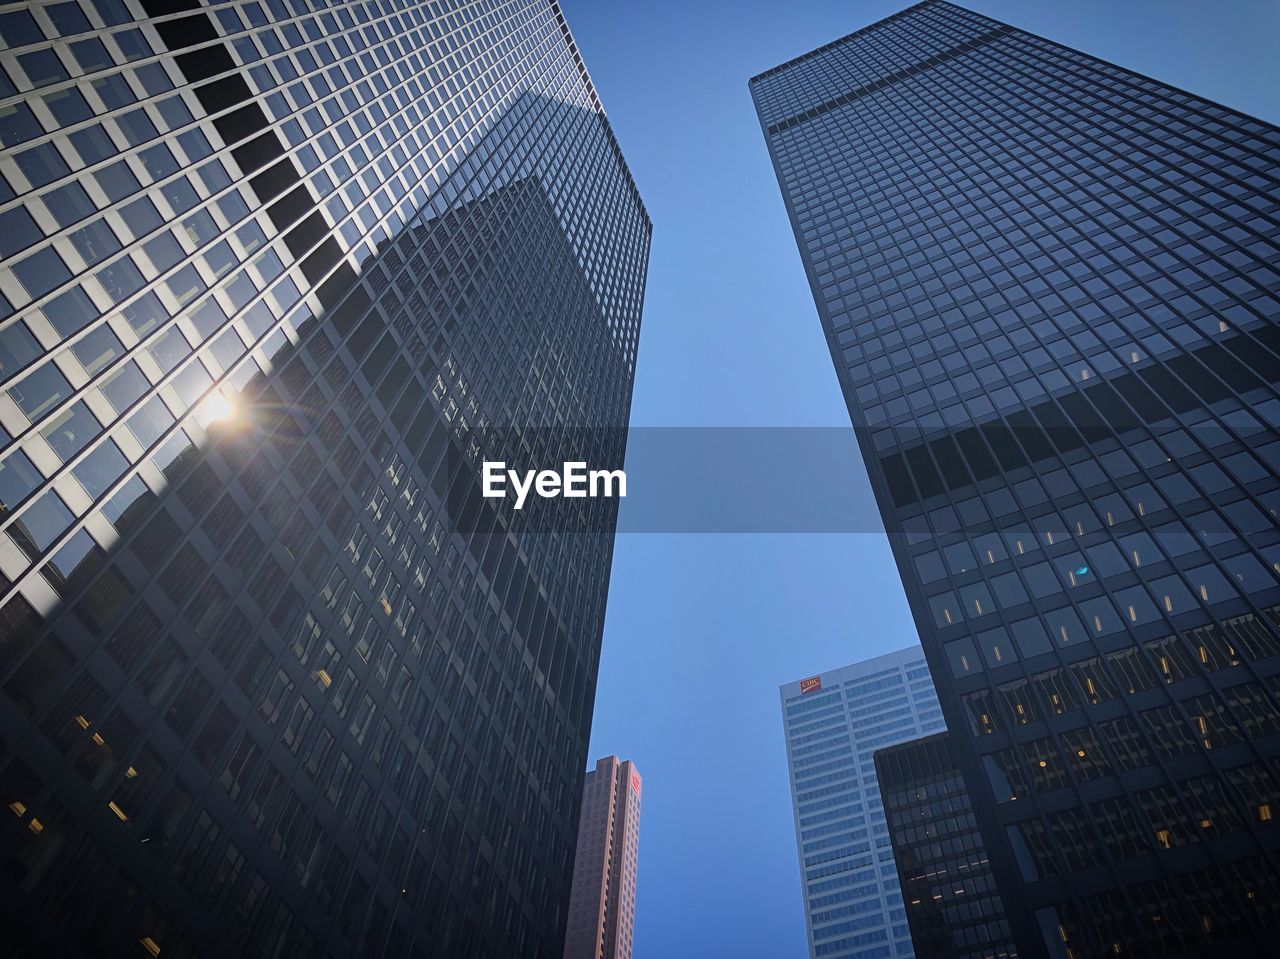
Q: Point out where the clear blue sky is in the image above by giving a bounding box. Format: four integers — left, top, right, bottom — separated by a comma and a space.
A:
557, 2, 1280, 957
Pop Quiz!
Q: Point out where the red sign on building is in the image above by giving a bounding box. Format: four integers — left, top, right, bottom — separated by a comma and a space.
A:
800, 676, 822, 694
631, 772, 641, 795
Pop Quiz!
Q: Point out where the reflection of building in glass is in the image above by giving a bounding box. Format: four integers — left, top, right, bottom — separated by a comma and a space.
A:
875, 732, 1018, 959
0, 1, 648, 955
754, 1, 1280, 956
780, 647, 945, 959
564, 755, 642, 959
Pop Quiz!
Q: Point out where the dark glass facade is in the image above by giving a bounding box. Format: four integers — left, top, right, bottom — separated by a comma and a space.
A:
875, 732, 1017, 959
0, 1, 649, 957
753, 2, 1280, 956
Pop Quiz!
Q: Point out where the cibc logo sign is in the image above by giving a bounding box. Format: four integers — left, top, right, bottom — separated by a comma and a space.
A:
631, 772, 641, 795
799, 676, 822, 695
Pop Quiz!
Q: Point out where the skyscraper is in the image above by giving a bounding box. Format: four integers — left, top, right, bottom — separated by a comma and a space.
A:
563, 755, 642, 959
780, 646, 946, 959
0, 1, 649, 957
754, 2, 1280, 956
874, 732, 1018, 959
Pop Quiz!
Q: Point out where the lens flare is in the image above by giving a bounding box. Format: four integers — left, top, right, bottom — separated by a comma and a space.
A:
202, 393, 235, 424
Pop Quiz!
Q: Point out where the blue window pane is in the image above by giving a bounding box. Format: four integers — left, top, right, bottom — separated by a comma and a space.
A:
0, 101, 43, 148
148, 327, 190, 373
68, 218, 122, 267
127, 394, 174, 448
99, 360, 148, 413
18, 49, 68, 88
120, 196, 162, 237
0, 322, 42, 377
112, 27, 150, 60
70, 124, 116, 164
189, 298, 227, 339
120, 291, 165, 336
13, 489, 75, 555
42, 87, 93, 125
144, 232, 184, 273
94, 161, 140, 203
0, 450, 42, 513
41, 182, 95, 227
0, 206, 43, 258
13, 246, 72, 299
42, 284, 99, 337
172, 360, 212, 407
177, 128, 212, 162
181, 209, 219, 247
102, 474, 146, 527
117, 107, 158, 146
167, 264, 205, 307
136, 63, 174, 97
70, 323, 124, 375
197, 158, 232, 193
139, 143, 178, 179
9, 360, 72, 420
90, 74, 134, 108
46, 528, 98, 588
73, 38, 115, 73
47, 2, 93, 37
0, 10, 43, 48
95, 256, 145, 302
40, 400, 100, 461
92, 0, 131, 27
160, 176, 199, 214
15, 143, 70, 188
73, 439, 129, 499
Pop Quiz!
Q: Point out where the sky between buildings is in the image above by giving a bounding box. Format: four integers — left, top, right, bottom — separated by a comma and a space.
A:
557, 1, 1280, 956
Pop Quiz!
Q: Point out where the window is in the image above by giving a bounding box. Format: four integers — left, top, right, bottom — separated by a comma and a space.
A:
1020, 737, 1069, 793
964, 688, 1003, 735
998, 679, 1039, 726
1224, 764, 1279, 825
1136, 785, 1193, 850
1034, 667, 1080, 716
1062, 727, 1112, 781
1145, 635, 1197, 684
1106, 646, 1157, 694
1139, 704, 1199, 761
1069, 658, 1118, 705
1223, 683, 1280, 739
1092, 795, 1150, 861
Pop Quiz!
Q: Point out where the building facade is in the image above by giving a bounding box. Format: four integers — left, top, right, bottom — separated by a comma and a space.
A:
0, 1, 649, 957
563, 755, 642, 959
780, 646, 946, 959
754, 2, 1280, 956
875, 732, 1018, 959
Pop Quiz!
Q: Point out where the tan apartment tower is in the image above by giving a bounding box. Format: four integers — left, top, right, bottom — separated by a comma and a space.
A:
564, 756, 643, 959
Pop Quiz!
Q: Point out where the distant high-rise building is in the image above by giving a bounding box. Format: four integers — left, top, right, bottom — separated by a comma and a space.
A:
0, 1, 649, 956
564, 755, 642, 959
780, 646, 946, 959
754, 1, 1280, 956
875, 732, 1018, 959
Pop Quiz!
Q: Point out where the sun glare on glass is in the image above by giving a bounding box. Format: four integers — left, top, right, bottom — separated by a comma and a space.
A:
201, 393, 236, 425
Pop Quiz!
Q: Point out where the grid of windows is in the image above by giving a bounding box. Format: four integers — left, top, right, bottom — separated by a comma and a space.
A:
781, 647, 946, 959
0, 1, 649, 957
754, 1, 1280, 957
876, 733, 1017, 959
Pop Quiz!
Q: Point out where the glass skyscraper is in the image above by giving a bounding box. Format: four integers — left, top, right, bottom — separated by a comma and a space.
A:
754, 1, 1280, 956
875, 732, 1018, 959
780, 646, 946, 959
0, 1, 648, 957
